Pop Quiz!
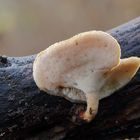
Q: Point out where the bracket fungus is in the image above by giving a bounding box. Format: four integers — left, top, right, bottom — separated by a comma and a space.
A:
33, 31, 140, 122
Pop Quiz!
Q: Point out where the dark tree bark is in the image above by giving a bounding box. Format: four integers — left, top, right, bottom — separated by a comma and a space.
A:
0, 17, 140, 140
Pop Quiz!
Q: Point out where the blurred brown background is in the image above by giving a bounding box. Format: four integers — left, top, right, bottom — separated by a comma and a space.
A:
0, 0, 140, 56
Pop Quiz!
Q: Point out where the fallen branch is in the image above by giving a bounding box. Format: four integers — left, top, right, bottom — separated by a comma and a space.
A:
0, 17, 140, 140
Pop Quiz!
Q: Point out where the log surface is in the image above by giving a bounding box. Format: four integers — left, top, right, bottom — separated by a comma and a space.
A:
0, 17, 140, 140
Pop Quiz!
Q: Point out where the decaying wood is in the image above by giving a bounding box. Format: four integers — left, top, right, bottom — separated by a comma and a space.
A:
0, 17, 140, 140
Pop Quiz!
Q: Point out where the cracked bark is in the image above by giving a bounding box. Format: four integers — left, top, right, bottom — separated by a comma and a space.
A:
0, 17, 140, 140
